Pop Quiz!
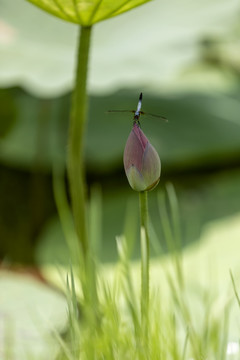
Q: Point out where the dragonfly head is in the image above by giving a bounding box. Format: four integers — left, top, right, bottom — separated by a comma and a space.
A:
133, 113, 141, 127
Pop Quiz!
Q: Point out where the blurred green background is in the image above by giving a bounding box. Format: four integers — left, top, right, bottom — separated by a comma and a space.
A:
0, 0, 240, 264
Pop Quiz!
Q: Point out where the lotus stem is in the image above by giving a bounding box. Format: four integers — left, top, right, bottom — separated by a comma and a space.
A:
67, 25, 92, 256
139, 190, 150, 350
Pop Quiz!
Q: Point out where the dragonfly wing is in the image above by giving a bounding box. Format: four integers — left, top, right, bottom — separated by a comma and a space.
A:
141, 111, 168, 122
106, 110, 135, 114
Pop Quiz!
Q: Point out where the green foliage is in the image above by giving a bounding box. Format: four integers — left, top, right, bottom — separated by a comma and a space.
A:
26, 0, 151, 25
1, 90, 240, 173
55, 185, 236, 360
2, 183, 240, 358
0, 91, 69, 169
0, 89, 17, 139
1, 0, 239, 96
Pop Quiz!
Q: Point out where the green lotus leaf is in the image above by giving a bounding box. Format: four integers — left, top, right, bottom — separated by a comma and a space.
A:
26, 0, 151, 25
0, 0, 239, 97
0, 270, 67, 359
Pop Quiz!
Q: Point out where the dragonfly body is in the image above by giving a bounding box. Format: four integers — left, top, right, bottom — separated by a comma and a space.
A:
108, 92, 167, 126
134, 92, 143, 125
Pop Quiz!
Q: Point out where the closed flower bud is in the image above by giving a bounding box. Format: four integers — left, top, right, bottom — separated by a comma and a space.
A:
123, 123, 161, 192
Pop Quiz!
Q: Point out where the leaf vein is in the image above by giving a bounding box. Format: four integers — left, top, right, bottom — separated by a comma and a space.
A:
51, 0, 76, 22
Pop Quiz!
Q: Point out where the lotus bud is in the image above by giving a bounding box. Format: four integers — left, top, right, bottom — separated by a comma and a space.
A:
123, 123, 161, 192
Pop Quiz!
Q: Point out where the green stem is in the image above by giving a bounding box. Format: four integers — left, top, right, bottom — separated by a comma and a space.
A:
67, 25, 92, 256
139, 190, 150, 351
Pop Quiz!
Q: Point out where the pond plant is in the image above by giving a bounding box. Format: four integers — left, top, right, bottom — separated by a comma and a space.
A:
23, 1, 239, 359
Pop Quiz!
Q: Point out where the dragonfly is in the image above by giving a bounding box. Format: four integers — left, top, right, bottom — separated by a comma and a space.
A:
107, 92, 168, 126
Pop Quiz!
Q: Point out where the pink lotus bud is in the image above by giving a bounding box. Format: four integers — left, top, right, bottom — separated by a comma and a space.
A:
123, 123, 161, 192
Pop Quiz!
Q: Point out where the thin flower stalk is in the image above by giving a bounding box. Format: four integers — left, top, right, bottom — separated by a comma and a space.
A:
139, 190, 150, 351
